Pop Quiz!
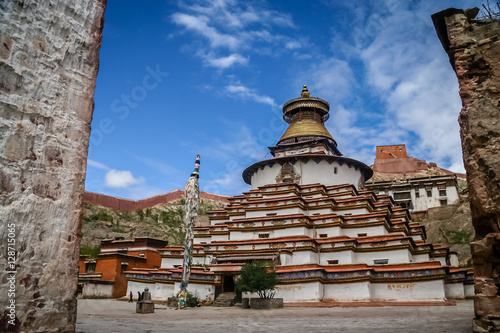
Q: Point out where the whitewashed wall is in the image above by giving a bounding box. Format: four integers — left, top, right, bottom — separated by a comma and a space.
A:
127, 281, 159, 299
291, 251, 319, 265
82, 283, 113, 298
341, 225, 388, 237
250, 160, 364, 190
246, 207, 302, 218
371, 280, 446, 301
436, 257, 447, 266
173, 282, 215, 302
273, 226, 312, 238
445, 282, 465, 299
394, 183, 459, 212
274, 282, 323, 302
280, 252, 293, 266
323, 281, 371, 302
449, 253, 459, 267
355, 249, 411, 265
464, 284, 474, 298
314, 226, 341, 237
412, 253, 431, 262
161, 257, 183, 268
319, 250, 354, 265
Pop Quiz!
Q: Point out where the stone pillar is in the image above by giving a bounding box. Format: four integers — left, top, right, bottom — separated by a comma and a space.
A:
432, 8, 500, 333
0, 1, 106, 332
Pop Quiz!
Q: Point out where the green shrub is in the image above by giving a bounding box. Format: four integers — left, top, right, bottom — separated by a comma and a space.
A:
445, 230, 473, 245
97, 209, 113, 223
186, 292, 199, 307
111, 227, 126, 233
83, 214, 98, 223
236, 261, 278, 299
80, 245, 101, 258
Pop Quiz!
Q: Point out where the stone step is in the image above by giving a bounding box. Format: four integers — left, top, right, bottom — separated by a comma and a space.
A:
212, 293, 236, 307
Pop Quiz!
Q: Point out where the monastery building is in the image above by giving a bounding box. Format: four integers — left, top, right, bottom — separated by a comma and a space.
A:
125, 86, 473, 304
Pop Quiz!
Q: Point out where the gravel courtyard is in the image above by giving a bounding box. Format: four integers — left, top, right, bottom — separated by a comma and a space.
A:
76, 299, 474, 333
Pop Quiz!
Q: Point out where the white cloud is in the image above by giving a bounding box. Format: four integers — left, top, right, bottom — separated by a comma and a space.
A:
225, 84, 276, 107
202, 168, 249, 196
204, 53, 248, 69
329, 0, 467, 171
105, 169, 144, 188
182, 0, 296, 30
285, 41, 301, 50
87, 159, 110, 170
294, 58, 355, 103
172, 13, 240, 49
171, 0, 298, 70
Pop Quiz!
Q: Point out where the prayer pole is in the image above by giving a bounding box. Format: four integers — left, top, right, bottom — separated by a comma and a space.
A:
178, 155, 200, 308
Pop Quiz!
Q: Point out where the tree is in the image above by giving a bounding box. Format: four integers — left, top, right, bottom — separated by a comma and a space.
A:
235, 261, 278, 299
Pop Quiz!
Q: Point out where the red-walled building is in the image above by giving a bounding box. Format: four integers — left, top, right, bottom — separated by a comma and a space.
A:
78, 237, 167, 298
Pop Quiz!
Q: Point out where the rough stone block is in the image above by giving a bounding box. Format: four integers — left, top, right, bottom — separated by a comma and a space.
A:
433, 8, 500, 332
0, 1, 106, 332
474, 296, 500, 318
249, 298, 284, 309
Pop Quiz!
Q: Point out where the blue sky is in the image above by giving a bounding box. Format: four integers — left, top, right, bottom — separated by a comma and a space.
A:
85, 0, 478, 200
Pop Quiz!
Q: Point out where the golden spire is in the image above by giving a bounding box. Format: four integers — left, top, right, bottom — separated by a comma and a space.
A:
278, 85, 333, 144
301, 85, 310, 98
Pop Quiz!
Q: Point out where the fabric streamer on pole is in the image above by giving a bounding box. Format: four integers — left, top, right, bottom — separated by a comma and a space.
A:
178, 154, 200, 308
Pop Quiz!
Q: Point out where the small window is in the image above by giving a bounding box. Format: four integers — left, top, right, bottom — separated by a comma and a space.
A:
415, 191, 420, 198
266, 213, 277, 216
319, 234, 328, 238
139, 253, 145, 258
258, 233, 270, 238
440, 199, 448, 206
357, 233, 367, 237
85, 262, 96, 273
327, 260, 339, 265
426, 190, 432, 197
439, 189, 447, 196
334, 167, 338, 174
121, 263, 128, 273
374, 259, 389, 265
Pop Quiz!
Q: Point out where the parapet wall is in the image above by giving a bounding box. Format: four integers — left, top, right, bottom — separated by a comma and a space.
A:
83, 190, 229, 211
375, 144, 408, 159
371, 144, 443, 174
372, 156, 431, 173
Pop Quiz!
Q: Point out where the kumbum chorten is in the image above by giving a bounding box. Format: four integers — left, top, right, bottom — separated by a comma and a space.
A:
125, 86, 473, 304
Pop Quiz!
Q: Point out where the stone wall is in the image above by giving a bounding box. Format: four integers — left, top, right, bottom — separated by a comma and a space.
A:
83, 189, 230, 212
0, 1, 106, 332
432, 9, 500, 333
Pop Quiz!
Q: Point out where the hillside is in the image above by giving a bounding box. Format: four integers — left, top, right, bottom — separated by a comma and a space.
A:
415, 183, 473, 267
80, 195, 226, 257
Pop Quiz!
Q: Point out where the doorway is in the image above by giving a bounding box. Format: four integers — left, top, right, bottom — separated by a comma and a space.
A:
223, 274, 235, 292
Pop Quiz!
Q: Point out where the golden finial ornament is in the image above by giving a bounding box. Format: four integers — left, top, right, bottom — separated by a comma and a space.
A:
301, 85, 310, 98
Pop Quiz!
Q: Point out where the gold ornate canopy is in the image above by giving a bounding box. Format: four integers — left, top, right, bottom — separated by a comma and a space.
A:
277, 85, 334, 144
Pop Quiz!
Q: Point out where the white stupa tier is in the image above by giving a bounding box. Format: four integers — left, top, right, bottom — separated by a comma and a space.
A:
125, 86, 473, 304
